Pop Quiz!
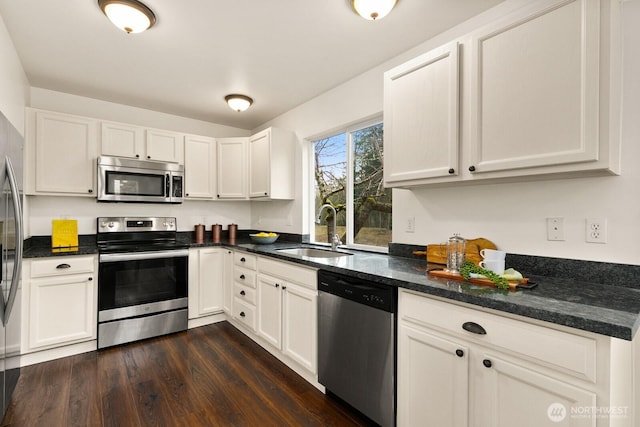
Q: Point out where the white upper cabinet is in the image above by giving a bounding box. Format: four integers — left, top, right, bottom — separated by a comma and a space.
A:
184, 135, 216, 199
384, 41, 460, 186
384, 0, 621, 187
100, 121, 145, 159
27, 109, 98, 196
467, 0, 604, 176
146, 129, 184, 163
100, 122, 184, 163
249, 127, 295, 199
217, 137, 248, 199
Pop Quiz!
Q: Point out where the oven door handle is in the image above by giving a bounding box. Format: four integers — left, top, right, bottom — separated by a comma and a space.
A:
99, 249, 189, 263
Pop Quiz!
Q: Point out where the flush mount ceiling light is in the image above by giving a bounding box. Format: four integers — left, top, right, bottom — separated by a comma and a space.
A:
98, 0, 156, 34
225, 94, 254, 112
350, 0, 398, 20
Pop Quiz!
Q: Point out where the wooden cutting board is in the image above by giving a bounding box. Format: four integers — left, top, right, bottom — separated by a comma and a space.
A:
428, 269, 529, 290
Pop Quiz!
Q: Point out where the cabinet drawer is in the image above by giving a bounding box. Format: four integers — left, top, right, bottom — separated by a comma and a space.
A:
234, 252, 256, 270
233, 297, 256, 331
30, 256, 95, 278
399, 290, 597, 382
257, 256, 317, 290
234, 266, 256, 288
234, 283, 256, 304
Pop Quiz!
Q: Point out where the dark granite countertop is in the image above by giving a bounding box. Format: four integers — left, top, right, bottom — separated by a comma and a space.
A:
23, 234, 640, 341
231, 242, 640, 341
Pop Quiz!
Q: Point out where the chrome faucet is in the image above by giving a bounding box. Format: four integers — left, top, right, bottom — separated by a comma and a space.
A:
316, 204, 342, 251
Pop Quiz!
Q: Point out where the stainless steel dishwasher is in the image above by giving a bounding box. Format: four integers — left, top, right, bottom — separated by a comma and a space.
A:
318, 270, 397, 427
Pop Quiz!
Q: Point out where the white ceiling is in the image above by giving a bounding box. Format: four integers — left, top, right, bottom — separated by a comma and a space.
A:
0, 0, 505, 130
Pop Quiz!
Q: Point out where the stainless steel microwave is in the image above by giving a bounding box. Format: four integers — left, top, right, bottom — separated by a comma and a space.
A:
97, 156, 184, 203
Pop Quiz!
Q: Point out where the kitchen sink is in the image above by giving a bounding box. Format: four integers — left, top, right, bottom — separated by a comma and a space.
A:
276, 247, 352, 258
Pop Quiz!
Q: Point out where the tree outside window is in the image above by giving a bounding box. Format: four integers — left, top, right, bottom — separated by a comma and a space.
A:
312, 121, 392, 250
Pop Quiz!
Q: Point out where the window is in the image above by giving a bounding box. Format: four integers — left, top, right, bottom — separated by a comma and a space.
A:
311, 119, 392, 251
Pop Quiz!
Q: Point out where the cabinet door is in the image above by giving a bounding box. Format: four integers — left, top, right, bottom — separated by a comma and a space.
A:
184, 135, 216, 199
397, 323, 469, 427
34, 111, 97, 195
27, 274, 96, 351
383, 41, 460, 186
282, 282, 317, 373
217, 137, 247, 199
468, 0, 600, 174
146, 129, 184, 163
222, 249, 234, 315
257, 274, 282, 349
188, 248, 224, 319
473, 353, 597, 427
249, 129, 271, 198
100, 121, 144, 159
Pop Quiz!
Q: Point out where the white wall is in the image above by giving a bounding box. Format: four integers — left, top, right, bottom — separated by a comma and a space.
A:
27, 196, 251, 235
0, 13, 29, 133
256, 0, 640, 264
30, 88, 250, 138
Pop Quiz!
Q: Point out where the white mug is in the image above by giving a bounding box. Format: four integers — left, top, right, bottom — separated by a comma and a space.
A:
480, 249, 506, 260
479, 259, 505, 275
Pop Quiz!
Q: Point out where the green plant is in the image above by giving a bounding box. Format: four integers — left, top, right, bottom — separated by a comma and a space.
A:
459, 261, 509, 290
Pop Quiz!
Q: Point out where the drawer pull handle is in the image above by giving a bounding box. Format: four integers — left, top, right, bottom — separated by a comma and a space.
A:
56, 263, 71, 269
240, 257, 246, 262
240, 311, 246, 317
240, 290, 246, 296
483, 359, 492, 368
88, 277, 93, 281
462, 322, 486, 335
455, 349, 464, 358
240, 274, 245, 280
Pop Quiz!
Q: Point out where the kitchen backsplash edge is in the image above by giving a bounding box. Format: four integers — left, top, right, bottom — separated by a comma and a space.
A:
389, 242, 640, 290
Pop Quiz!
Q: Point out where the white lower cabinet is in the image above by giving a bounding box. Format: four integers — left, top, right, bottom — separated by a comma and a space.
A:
252, 256, 318, 374
22, 256, 97, 353
188, 248, 225, 319
398, 324, 469, 427
232, 251, 258, 330
257, 273, 282, 348
398, 289, 611, 427
222, 249, 234, 315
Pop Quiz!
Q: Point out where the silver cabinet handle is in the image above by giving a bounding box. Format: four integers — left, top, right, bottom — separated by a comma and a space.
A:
4, 157, 23, 326
100, 249, 189, 262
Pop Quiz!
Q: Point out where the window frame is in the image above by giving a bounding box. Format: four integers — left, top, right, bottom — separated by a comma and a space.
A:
308, 116, 388, 253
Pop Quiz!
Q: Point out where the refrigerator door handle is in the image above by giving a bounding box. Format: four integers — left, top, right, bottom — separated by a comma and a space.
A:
4, 156, 22, 326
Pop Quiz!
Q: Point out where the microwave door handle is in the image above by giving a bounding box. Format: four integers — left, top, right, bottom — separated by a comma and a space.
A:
4, 156, 23, 326
166, 173, 170, 199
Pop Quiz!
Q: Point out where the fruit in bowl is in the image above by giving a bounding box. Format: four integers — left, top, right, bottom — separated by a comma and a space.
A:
249, 232, 279, 244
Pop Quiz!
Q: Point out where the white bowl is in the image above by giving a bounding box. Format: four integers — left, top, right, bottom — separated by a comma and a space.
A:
249, 233, 279, 244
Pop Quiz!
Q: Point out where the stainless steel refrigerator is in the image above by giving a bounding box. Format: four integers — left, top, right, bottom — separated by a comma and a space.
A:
0, 111, 23, 420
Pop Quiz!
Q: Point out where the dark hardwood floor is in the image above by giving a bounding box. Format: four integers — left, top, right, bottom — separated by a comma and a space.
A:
2, 321, 375, 426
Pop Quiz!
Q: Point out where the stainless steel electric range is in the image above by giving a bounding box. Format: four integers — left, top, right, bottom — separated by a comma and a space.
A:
97, 217, 188, 349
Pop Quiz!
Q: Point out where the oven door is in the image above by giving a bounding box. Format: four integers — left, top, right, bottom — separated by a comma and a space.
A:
98, 249, 188, 322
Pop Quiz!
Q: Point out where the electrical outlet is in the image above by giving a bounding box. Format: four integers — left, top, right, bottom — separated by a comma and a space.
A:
406, 217, 415, 233
546, 217, 564, 241
586, 218, 607, 243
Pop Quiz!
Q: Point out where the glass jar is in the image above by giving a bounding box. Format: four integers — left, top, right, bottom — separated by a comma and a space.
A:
446, 234, 466, 274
